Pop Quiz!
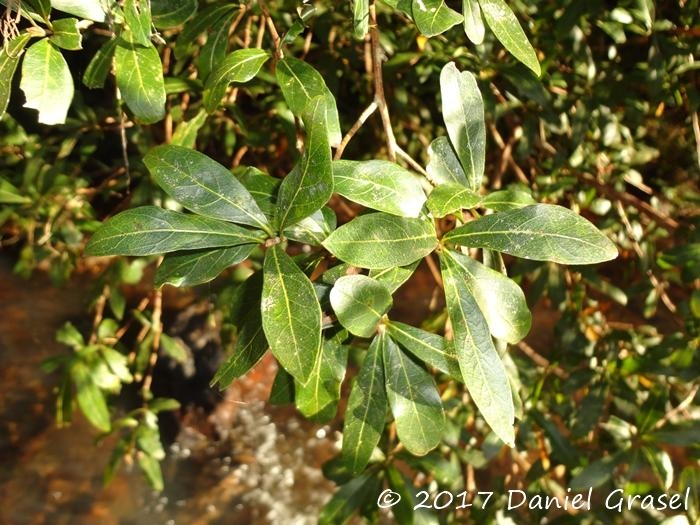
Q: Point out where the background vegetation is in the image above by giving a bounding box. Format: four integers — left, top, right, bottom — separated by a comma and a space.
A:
1, 0, 699, 523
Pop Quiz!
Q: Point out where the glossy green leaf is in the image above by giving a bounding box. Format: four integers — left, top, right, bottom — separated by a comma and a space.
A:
144, 145, 270, 232
171, 109, 208, 148
49, 18, 82, 50
0, 33, 33, 119
383, 334, 445, 456
284, 207, 336, 245
123, 0, 152, 46
25, 0, 50, 19
412, 0, 463, 37
85, 206, 264, 256
318, 471, 380, 525
478, 0, 541, 76
174, 3, 237, 60
342, 334, 387, 474
323, 213, 437, 270
202, 48, 269, 113
51, 0, 105, 21
239, 167, 279, 218
198, 10, 237, 81
445, 249, 531, 343
155, 245, 254, 287
276, 96, 333, 229
330, 275, 392, 338
440, 63, 485, 191
72, 361, 111, 432
427, 183, 481, 217
151, 0, 197, 28
463, 0, 485, 44
369, 260, 419, 294
275, 56, 341, 146
426, 137, 469, 187
296, 337, 347, 419
440, 251, 515, 445
481, 189, 536, 211
352, 0, 369, 39
114, 39, 166, 123
262, 244, 322, 383
333, 160, 427, 218
444, 204, 619, 264
83, 37, 117, 89
20, 39, 74, 125
386, 321, 461, 381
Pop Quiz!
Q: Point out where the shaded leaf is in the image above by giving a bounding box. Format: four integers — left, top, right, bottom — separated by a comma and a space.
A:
296, 337, 348, 420
284, 207, 336, 246
137, 453, 164, 491
444, 204, 618, 264
151, 0, 197, 28
83, 37, 117, 89
0, 33, 33, 119
203, 48, 269, 113
386, 321, 461, 381
426, 136, 469, 187
330, 275, 392, 338
174, 3, 237, 60
156, 244, 254, 287
384, 334, 445, 455
144, 144, 270, 231
323, 213, 437, 269
318, 471, 380, 525
427, 183, 481, 217
481, 189, 535, 211
352, 0, 369, 39
333, 160, 427, 218
114, 39, 166, 123
170, 108, 208, 148
72, 361, 111, 432
85, 206, 264, 256
123, 0, 152, 46
412, 0, 463, 37
369, 260, 419, 294
262, 244, 322, 383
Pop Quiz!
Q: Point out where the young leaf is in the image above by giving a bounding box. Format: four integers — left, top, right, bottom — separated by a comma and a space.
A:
0, 33, 33, 119
144, 144, 270, 231
275, 96, 333, 230
295, 338, 348, 420
383, 334, 445, 456
20, 39, 74, 125
443, 204, 619, 264
426, 136, 470, 187
202, 48, 269, 112
440, 252, 515, 445
386, 321, 462, 381
481, 189, 536, 211
333, 160, 427, 218
114, 39, 166, 123
477, 0, 541, 76
427, 183, 481, 217
352, 0, 369, 39
151, 0, 197, 28
330, 275, 393, 338
445, 249, 531, 344
123, 0, 152, 47
85, 206, 265, 256
342, 334, 388, 474
322, 213, 437, 270
83, 37, 118, 89
155, 244, 255, 287
261, 244, 322, 383
171, 108, 208, 148
72, 361, 111, 433
49, 18, 82, 50
411, 0, 463, 37
463, 0, 485, 44
440, 63, 485, 191
275, 56, 341, 146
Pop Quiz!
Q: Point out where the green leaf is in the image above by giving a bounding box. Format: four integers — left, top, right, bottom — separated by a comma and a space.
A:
174, 3, 237, 60
20, 39, 74, 125
144, 144, 270, 231
25, 0, 50, 19
445, 250, 531, 343
123, 0, 152, 46
570, 453, 622, 490
342, 334, 387, 474
318, 471, 380, 525
239, 167, 279, 218
330, 275, 392, 338
352, 0, 369, 39
323, 213, 437, 270
159, 333, 188, 363
275, 56, 341, 146
151, 0, 197, 28
198, 9, 238, 80
114, 39, 166, 123
72, 361, 111, 432
427, 183, 481, 217
202, 48, 269, 112
440, 63, 485, 191
85, 206, 264, 256
0, 33, 33, 119
383, 334, 445, 456
444, 204, 619, 264
440, 251, 515, 445
262, 244, 322, 383
386, 321, 461, 381
333, 160, 427, 218
369, 261, 419, 294
83, 37, 117, 89
49, 18, 82, 50
426, 137, 469, 187
295, 337, 347, 420
477, 0, 541, 76
411, 0, 463, 37
137, 452, 164, 491
51, 0, 106, 21
155, 245, 254, 287
284, 207, 336, 246
462, 0, 485, 44
0, 178, 30, 204
170, 108, 208, 148
276, 96, 333, 229
481, 189, 535, 211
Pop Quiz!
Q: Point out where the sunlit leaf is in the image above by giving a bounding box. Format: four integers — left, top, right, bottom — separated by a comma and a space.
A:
49, 18, 82, 50
462, 0, 485, 44
352, 0, 369, 39
481, 189, 535, 211
114, 39, 166, 123
296, 337, 347, 420
427, 183, 481, 217
123, 0, 152, 46
426, 136, 469, 187
202, 48, 269, 112
386, 321, 461, 381
284, 207, 336, 246
0, 33, 33, 119
330, 275, 392, 338
51, 0, 106, 21
72, 361, 111, 432
170, 109, 208, 148
155, 245, 254, 287
411, 0, 463, 37
369, 261, 419, 293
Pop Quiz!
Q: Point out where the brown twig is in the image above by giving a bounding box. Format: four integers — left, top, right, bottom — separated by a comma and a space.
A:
369, 2, 396, 161
516, 340, 569, 380
653, 383, 699, 430
333, 101, 377, 160
141, 282, 163, 398
424, 253, 444, 289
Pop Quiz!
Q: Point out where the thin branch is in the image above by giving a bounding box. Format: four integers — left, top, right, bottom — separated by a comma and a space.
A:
369, 2, 396, 161
333, 101, 377, 160
395, 144, 429, 177
516, 340, 569, 380
654, 383, 699, 430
